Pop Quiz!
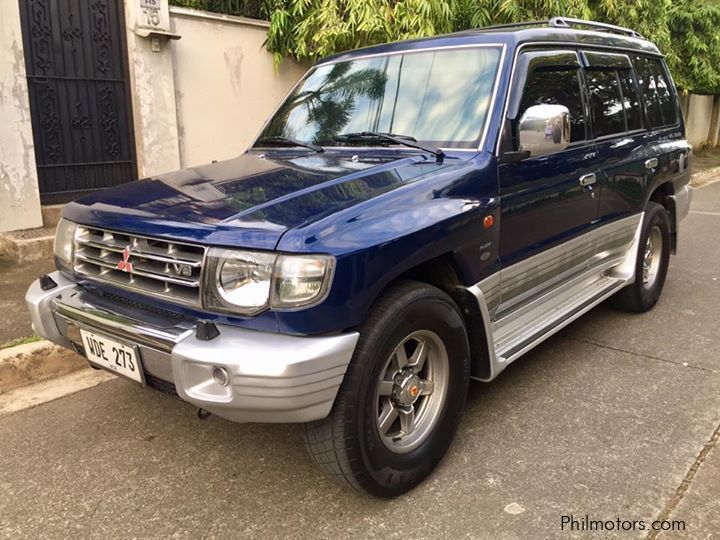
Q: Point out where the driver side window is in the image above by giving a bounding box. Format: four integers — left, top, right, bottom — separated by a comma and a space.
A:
518, 67, 587, 143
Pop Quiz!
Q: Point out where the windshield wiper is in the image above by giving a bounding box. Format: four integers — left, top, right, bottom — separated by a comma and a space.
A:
333, 131, 444, 160
255, 136, 323, 153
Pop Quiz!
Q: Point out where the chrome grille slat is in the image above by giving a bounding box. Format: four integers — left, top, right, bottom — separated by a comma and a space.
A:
74, 238, 203, 267
74, 253, 200, 287
73, 226, 206, 307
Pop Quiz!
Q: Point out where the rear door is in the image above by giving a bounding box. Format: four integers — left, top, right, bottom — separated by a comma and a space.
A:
497, 49, 601, 315
630, 54, 688, 202
581, 51, 649, 269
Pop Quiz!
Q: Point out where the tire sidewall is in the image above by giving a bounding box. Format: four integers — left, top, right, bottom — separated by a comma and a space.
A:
347, 286, 470, 495
635, 203, 671, 309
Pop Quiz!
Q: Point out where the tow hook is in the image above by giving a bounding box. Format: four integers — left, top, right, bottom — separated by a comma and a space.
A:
197, 408, 212, 420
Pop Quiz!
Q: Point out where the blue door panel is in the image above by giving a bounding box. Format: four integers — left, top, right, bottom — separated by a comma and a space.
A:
499, 143, 599, 266
594, 132, 650, 224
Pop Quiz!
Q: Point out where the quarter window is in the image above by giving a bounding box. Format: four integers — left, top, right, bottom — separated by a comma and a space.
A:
632, 56, 679, 128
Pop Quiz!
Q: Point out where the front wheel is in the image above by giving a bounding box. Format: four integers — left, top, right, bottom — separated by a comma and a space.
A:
609, 201, 671, 313
304, 281, 470, 497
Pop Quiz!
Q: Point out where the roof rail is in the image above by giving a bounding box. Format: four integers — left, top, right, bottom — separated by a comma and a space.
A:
548, 17, 643, 39
470, 20, 549, 32
469, 18, 644, 39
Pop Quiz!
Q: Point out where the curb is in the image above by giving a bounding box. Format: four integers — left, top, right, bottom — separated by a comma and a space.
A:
0, 231, 55, 264
0, 368, 114, 416
0, 340, 54, 362
0, 339, 88, 394
691, 165, 720, 188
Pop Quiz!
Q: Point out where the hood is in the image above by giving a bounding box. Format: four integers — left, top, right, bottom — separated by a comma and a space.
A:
63, 150, 467, 250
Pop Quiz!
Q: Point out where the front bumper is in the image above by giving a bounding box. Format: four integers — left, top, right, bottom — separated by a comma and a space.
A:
26, 272, 359, 423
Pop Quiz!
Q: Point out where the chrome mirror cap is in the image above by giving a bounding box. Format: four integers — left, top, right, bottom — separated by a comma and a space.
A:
518, 104, 571, 158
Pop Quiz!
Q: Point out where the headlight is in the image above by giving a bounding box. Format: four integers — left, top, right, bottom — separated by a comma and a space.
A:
204, 249, 277, 315
53, 218, 77, 271
271, 254, 335, 309
203, 249, 335, 315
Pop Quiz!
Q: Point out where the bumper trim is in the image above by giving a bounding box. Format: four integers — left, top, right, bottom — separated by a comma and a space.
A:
672, 184, 693, 223
53, 293, 194, 352
26, 272, 359, 423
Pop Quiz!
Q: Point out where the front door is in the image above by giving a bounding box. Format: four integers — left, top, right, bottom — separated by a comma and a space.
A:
19, 0, 137, 204
497, 49, 600, 315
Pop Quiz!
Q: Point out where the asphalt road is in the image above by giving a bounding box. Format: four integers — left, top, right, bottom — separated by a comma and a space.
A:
2, 182, 720, 539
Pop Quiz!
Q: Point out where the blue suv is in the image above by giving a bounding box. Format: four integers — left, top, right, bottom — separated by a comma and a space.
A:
27, 18, 692, 497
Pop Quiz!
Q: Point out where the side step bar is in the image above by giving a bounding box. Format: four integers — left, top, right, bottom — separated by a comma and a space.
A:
493, 273, 626, 363
466, 214, 644, 382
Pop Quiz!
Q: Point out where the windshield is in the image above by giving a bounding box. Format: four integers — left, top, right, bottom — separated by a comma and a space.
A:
257, 46, 503, 150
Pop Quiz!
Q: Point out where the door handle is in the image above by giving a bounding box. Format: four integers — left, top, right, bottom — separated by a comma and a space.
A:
579, 173, 597, 187
645, 158, 659, 170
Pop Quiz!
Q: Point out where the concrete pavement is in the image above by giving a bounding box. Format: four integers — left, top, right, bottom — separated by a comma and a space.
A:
1, 182, 719, 539
0, 258, 54, 347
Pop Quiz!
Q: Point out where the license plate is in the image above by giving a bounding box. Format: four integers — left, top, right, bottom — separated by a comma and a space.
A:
80, 330, 144, 384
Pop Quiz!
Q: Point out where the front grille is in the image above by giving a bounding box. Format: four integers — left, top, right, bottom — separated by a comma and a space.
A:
94, 289, 188, 324
73, 225, 206, 307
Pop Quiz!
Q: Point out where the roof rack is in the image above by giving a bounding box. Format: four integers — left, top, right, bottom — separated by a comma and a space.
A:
469, 18, 643, 40
469, 21, 549, 32
548, 17, 643, 39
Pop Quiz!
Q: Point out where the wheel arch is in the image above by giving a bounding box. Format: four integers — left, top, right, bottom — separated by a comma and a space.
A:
380, 253, 494, 382
648, 181, 677, 253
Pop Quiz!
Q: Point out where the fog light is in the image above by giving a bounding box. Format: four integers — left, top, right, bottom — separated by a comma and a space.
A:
212, 366, 229, 387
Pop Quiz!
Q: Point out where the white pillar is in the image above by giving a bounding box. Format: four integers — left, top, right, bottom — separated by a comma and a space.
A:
124, 0, 181, 178
686, 94, 715, 147
0, 0, 43, 233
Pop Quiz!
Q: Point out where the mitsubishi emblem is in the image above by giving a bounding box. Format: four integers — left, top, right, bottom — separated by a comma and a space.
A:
117, 246, 133, 273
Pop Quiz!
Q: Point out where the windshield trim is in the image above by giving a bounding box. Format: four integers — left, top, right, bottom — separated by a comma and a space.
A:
250, 43, 507, 153
250, 145, 480, 155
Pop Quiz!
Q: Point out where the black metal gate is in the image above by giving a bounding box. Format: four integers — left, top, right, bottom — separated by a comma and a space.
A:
19, 0, 137, 204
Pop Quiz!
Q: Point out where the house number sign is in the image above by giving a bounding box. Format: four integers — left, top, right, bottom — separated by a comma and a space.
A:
135, 0, 171, 33
140, 0, 161, 27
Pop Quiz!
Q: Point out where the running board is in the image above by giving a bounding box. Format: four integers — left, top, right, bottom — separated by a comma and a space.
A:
493, 273, 626, 364
466, 214, 644, 382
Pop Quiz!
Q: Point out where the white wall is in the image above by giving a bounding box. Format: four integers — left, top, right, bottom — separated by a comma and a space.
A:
685, 94, 715, 148
169, 8, 306, 168
124, 0, 182, 178
0, 0, 42, 232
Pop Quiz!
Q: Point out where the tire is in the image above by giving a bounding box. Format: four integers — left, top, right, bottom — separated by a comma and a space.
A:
304, 280, 471, 497
609, 201, 671, 313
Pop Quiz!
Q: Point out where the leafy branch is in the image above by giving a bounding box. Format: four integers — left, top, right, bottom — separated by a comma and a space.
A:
262, 0, 720, 94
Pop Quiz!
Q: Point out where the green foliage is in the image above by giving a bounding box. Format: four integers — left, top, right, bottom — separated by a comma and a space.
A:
169, 0, 266, 19
262, 0, 720, 94
264, 0, 454, 66
666, 0, 720, 95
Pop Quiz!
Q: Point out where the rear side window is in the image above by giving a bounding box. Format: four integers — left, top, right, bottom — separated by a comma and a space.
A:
617, 70, 643, 131
585, 70, 626, 137
632, 56, 679, 128
585, 67, 643, 137
518, 68, 586, 143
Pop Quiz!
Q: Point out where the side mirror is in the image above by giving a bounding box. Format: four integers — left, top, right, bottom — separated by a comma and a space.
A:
517, 104, 571, 159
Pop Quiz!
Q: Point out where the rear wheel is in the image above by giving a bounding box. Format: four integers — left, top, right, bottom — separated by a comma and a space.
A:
609, 201, 671, 313
304, 281, 470, 497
